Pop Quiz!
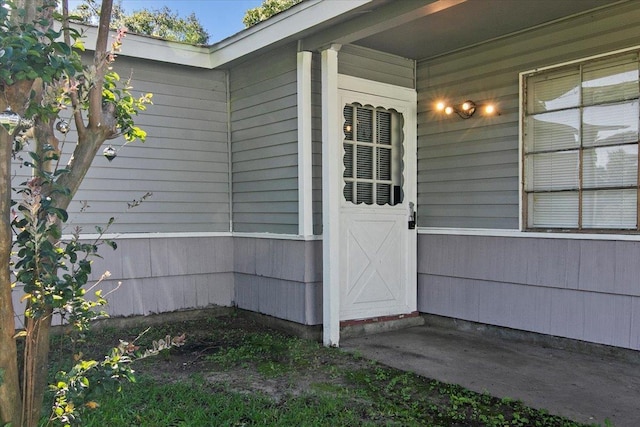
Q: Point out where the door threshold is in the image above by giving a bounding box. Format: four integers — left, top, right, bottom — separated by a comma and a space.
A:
340, 311, 423, 339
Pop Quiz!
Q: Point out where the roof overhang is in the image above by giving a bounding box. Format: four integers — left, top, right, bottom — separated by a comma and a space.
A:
73, 24, 213, 68
349, 0, 627, 61
206, 0, 374, 68
74, 0, 630, 69
74, 0, 377, 69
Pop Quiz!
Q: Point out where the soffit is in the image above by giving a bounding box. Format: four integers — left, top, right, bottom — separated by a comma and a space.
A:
352, 0, 625, 61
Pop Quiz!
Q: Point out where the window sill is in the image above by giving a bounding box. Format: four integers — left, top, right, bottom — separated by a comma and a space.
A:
418, 227, 640, 241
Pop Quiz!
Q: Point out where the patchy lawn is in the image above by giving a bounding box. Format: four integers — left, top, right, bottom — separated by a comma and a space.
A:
48, 314, 596, 426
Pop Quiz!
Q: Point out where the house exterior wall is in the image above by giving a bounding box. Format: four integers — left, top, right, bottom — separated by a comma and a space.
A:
10, 46, 233, 326
234, 237, 323, 325
418, 233, 640, 349
94, 236, 235, 316
338, 45, 415, 90
229, 43, 300, 234
12, 235, 323, 327
44, 57, 229, 233
12, 236, 235, 327
416, 2, 640, 349
416, 1, 640, 229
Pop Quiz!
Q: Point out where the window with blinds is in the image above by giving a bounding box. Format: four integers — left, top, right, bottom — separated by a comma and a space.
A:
343, 104, 404, 205
523, 52, 640, 231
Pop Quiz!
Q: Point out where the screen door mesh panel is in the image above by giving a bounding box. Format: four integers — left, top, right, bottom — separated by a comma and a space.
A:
343, 104, 403, 205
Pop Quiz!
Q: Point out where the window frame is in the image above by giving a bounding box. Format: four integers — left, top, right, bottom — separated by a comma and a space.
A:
520, 46, 640, 233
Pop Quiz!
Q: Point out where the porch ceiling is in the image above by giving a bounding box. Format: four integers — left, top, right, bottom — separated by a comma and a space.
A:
351, 0, 624, 61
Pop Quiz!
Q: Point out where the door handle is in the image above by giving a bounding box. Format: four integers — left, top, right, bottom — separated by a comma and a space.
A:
408, 202, 416, 229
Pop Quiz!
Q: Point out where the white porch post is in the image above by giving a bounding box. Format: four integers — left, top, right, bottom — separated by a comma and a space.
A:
321, 44, 341, 347
297, 50, 313, 237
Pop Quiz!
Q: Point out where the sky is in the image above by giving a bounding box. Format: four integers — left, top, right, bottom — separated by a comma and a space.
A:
68, 0, 265, 43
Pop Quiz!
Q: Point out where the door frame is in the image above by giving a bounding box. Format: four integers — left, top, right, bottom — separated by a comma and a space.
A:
322, 71, 417, 346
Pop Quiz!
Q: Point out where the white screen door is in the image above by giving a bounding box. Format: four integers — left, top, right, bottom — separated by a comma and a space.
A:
337, 77, 417, 321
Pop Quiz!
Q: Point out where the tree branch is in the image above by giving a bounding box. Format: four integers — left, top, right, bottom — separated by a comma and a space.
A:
88, 0, 113, 131
60, 0, 86, 140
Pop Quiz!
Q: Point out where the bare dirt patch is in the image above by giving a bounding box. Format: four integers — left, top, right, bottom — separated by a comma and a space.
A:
121, 315, 358, 402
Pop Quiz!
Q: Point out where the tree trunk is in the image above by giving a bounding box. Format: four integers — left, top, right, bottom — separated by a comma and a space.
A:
22, 313, 53, 427
0, 1, 115, 424
0, 104, 22, 427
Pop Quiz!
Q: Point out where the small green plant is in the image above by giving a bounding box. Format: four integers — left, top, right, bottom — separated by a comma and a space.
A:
48, 331, 186, 426
206, 330, 319, 373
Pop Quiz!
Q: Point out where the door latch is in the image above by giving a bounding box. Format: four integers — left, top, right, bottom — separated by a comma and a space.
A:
408, 202, 416, 229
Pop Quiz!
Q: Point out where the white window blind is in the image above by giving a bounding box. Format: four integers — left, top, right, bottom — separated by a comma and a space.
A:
343, 104, 403, 205
523, 52, 640, 231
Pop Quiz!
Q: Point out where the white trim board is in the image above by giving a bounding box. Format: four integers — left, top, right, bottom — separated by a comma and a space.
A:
297, 51, 314, 237
321, 45, 342, 348
79, 229, 640, 242
60, 232, 322, 241
419, 227, 640, 241
337, 74, 416, 101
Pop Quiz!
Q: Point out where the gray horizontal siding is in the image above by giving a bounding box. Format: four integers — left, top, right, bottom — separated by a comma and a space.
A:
230, 43, 299, 234
416, 1, 640, 229
12, 56, 230, 234
418, 233, 640, 350
339, 44, 415, 89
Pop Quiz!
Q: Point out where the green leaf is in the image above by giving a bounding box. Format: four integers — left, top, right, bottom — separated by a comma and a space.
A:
28, 151, 40, 162
49, 207, 69, 222
49, 224, 62, 240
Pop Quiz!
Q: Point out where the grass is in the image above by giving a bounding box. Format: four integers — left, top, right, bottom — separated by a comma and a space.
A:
46, 314, 597, 427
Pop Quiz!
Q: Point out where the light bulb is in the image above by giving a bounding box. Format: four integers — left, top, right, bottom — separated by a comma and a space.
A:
436, 101, 446, 111
462, 102, 471, 111
484, 104, 495, 115
444, 106, 453, 115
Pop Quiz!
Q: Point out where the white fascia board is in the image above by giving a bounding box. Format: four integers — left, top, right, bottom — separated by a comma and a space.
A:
208, 0, 372, 68
74, 24, 213, 68
70, 0, 372, 69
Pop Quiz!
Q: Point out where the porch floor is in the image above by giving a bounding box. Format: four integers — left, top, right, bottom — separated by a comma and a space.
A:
341, 318, 640, 427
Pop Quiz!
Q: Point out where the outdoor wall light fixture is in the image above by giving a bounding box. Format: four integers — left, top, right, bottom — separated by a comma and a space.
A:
0, 107, 33, 134
435, 100, 497, 119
